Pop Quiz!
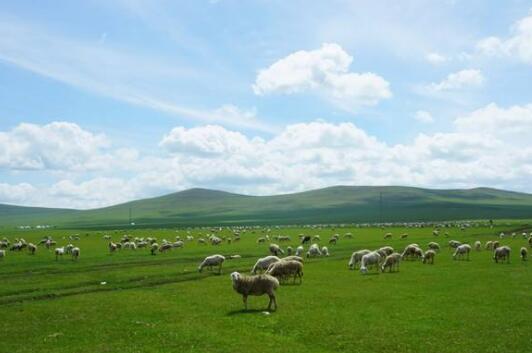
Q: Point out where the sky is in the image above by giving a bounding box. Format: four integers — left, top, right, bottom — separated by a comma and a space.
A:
1, 0, 532, 209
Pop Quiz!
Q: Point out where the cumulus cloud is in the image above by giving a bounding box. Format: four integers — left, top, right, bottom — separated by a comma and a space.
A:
0, 122, 110, 171
414, 110, 434, 123
252, 43, 391, 111
476, 14, 532, 64
2, 107, 532, 209
427, 69, 484, 91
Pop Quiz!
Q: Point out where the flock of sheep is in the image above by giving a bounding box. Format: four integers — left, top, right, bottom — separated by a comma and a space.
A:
2, 224, 531, 312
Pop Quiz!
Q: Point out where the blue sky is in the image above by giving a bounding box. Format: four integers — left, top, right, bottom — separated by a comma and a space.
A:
1, 0, 532, 208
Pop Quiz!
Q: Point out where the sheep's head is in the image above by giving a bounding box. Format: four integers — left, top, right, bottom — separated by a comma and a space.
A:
230, 272, 241, 283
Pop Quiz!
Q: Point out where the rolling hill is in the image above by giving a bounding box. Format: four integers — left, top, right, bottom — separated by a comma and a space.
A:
1, 186, 532, 228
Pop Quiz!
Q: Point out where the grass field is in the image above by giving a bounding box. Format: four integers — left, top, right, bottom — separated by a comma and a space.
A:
1, 222, 531, 353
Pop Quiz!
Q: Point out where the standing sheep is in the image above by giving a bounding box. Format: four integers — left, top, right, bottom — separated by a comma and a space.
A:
0, 249, 5, 259
423, 250, 436, 264
295, 246, 304, 257
251, 256, 281, 274
321, 246, 330, 256
360, 252, 382, 274
27, 243, 37, 255
306, 243, 321, 258
230, 272, 279, 311
474, 241, 482, 251
427, 242, 440, 252
520, 247, 528, 261
493, 246, 511, 264
55, 247, 65, 261
348, 249, 371, 270
266, 260, 304, 284
381, 253, 401, 272
453, 244, 471, 261
71, 247, 80, 261
198, 254, 226, 274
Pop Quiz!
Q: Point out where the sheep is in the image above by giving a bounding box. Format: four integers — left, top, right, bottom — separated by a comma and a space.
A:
198, 254, 225, 274
172, 240, 184, 248
150, 243, 159, 255
381, 253, 401, 272
109, 242, 118, 253
282, 255, 304, 263
55, 247, 65, 261
0, 249, 5, 259
453, 244, 471, 261
432, 230, 440, 236
321, 246, 330, 256
295, 245, 304, 257
301, 235, 311, 245
520, 247, 528, 261
252, 256, 281, 274
312, 235, 321, 242
328, 238, 337, 245
423, 250, 436, 264
427, 242, 440, 252
71, 247, 80, 261
360, 252, 382, 274
306, 243, 321, 258
230, 272, 279, 311
197, 238, 206, 244
348, 249, 371, 270
378, 246, 394, 256
286, 246, 293, 256
209, 236, 222, 246
401, 245, 424, 261
159, 243, 173, 253
474, 241, 482, 251
485, 241, 494, 250
529, 237, 532, 247
448, 240, 462, 249
27, 243, 37, 255
269, 244, 284, 256
384, 232, 392, 240
257, 237, 266, 244
266, 260, 304, 284
400, 233, 409, 240
493, 246, 511, 264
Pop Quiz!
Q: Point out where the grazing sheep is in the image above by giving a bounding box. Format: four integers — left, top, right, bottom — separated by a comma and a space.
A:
71, 247, 80, 261
306, 243, 321, 258
378, 246, 394, 256
55, 247, 65, 261
474, 241, 482, 251
295, 246, 304, 257
348, 249, 371, 270
209, 236, 222, 246
423, 250, 436, 264
301, 236, 311, 245
432, 230, 440, 236
381, 253, 401, 272
286, 246, 293, 256
492, 241, 500, 249
400, 233, 409, 240
198, 254, 225, 274
266, 260, 303, 284
109, 242, 118, 253
401, 245, 424, 261
252, 256, 281, 274
493, 246, 511, 264
448, 240, 462, 249
321, 246, 330, 256
27, 243, 37, 255
384, 232, 392, 240
520, 247, 528, 261
282, 255, 304, 263
159, 243, 173, 253
328, 238, 337, 245
485, 241, 494, 250
172, 240, 184, 248
360, 252, 382, 274
269, 244, 284, 256
312, 235, 321, 242
0, 249, 5, 259
230, 272, 279, 311
197, 238, 206, 244
257, 237, 266, 244
529, 237, 532, 247
150, 243, 159, 255
453, 244, 471, 261
427, 242, 440, 252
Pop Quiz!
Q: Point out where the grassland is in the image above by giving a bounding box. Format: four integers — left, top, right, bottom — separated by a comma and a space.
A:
1, 222, 531, 353
3, 186, 532, 228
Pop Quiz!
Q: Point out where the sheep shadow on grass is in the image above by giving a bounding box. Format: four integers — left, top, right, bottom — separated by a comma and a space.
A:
226, 308, 274, 316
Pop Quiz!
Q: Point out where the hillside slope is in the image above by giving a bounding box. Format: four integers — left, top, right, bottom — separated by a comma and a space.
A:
1, 186, 532, 228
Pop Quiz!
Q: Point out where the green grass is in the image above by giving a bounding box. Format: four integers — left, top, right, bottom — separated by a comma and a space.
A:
3, 186, 532, 228
0, 222, 531, 353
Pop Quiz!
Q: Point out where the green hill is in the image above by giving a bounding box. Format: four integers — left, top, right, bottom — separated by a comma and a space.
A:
1, 186, 532, 228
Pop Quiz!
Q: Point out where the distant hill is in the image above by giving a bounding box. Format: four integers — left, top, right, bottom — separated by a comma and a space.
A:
1, 186, 532, 228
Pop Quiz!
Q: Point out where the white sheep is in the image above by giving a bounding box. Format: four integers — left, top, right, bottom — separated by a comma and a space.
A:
423, 250, 436, 264
295, 245, 304, 257
269, 244, 284, 256
306, 243, 321, 258
453, 244, 471, 261
381, 253, 401, 272
27, 243, 37, 255
493, 246, 511, 264
266, 260, 304, 284
71, 247, 80, 261
0, 249, 5, 259
252, 256, 281, 274
55, 247, 65, 261
348, 249, 371, 270
520, 247, 528, 261
474, 241, 482, 251
401, 245, 424, 261
321, 246, 330, 256
360, 252, 382, 274
427, 242, 440, 252
230, 272, 279, 311
198, 254, 225, 274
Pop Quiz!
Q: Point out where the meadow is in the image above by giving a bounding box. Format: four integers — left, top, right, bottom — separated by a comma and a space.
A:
0, 222, 531, 353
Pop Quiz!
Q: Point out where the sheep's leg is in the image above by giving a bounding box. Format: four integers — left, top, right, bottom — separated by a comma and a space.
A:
243, 295, 248, 310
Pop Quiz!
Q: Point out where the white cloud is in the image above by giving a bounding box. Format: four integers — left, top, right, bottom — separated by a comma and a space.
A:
425, 52, 447, 65
2, 105, 532, 208
414, 110, 434, 123
427, 69, 484, 91
252, 43, 391, 111
0, 122, 109, 171
476, 14, 532, 64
